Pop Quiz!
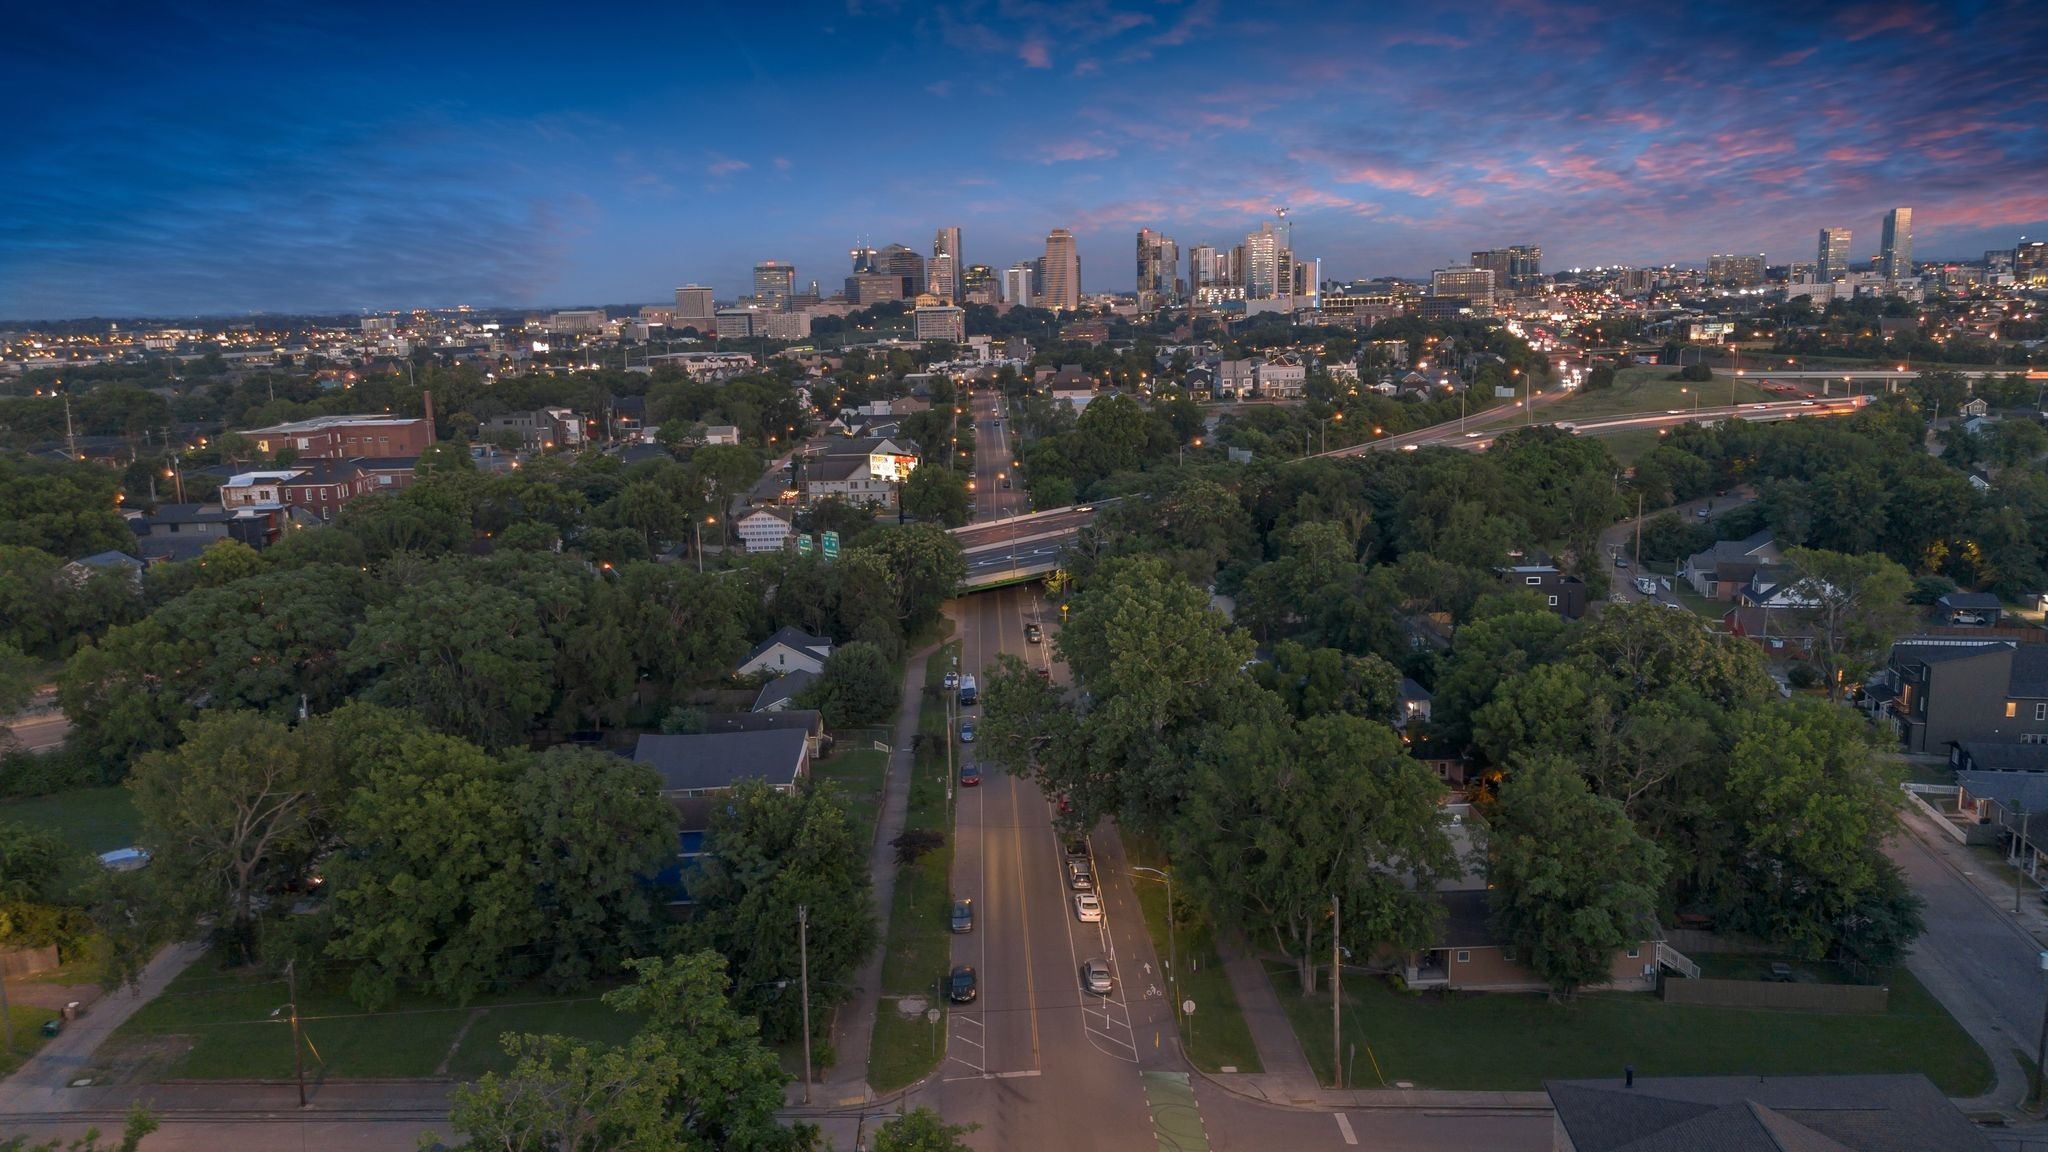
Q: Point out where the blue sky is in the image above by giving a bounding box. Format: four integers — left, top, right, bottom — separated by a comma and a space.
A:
4, 0, 2045, 317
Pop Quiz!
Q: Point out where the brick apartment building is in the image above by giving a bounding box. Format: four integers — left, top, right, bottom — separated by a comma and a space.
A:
242, 415, 432, 461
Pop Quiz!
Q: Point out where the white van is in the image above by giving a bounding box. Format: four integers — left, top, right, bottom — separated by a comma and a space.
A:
958, 675, 978, 707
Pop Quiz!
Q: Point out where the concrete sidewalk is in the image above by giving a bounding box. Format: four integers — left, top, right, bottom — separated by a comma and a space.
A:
0, 941, 206, 1116
808, 636, 943, 1108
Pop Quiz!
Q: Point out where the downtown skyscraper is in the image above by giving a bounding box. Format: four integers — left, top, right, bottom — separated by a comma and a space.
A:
1042, 228, 1080, 311
1880, 208, 1914, 280
932, 226, 963, 301
1135, 229, 1179, 311
1818, 227, 1852, 281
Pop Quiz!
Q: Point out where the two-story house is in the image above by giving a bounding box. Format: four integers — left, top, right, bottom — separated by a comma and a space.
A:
1678, 530, 1781, 600
1880, 637, 2048, 753
1497, 563, 1587, 619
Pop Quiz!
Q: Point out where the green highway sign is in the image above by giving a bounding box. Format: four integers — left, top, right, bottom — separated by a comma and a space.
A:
822, 530, 840, 559
798, 533, 814, 556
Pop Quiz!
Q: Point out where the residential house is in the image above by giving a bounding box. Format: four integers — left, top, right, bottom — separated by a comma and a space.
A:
705, 425, 741, 445
1545, 1074, 1992, 1152
1679, 530, 1781, 600
1395, 678, 1433, 728
1936, 591, 2004, 626
752, 670, 817, 713
698, 709, 831, 758
632, 728, 811, 798
1256, 356, 1306, 399
1402, 889, 1667, 993
127, 503, 279, 562
801, 455, 896, 509
1051, 388, 1096, 412
1720, 566, 1817, 652
62, 550, 144, 588
1216, 359, 1259, 398
735, 627, 834, 677
1497, 564, 1587, 619
1961, 397, 1991, 418
736, 507, 795, 554
1878, 636, 2048, 753
481, 408, 584, 452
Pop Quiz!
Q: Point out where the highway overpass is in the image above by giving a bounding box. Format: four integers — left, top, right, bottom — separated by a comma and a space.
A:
952, 505, 1101, 591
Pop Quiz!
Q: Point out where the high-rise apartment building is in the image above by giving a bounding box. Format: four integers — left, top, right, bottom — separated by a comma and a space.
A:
674, 285, 716, 332
753, 261, 795, 311
2018, 242, 2048, 286
1818, 227, 1852, 281
1136, 229, 1180, 310
933, 227, 963, 300
927, 253, 957, 303
1707, 254, 1766, 287
876, 244, 926, 295
1188, 245, 1219, 289
1043, 229, 1080, 312
1429, 265, 1496, 310
1880, 208, 1914, 280
1470, 245, 1542, 289
1244, 224, 1282, 299
962, 263, 996, 303
1003, 264, 1036, 308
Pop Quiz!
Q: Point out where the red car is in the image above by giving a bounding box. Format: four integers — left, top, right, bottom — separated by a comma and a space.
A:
960, 764, 981, 787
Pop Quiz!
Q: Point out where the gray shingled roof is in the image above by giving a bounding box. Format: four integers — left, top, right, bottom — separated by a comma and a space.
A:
1937, 592, 2004, 611
752, 670, 817, 712
631, 729, 808, 793
742, 627, 832, 666
1547, 1074, 1990, 1152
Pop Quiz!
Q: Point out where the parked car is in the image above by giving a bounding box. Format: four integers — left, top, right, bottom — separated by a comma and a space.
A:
1074, 893, 1103, 922
1081, 957, 1114, 995
1613, 555, 1630, 569
948, 965, 978, 1002
96, 848, 151, 872
959, 722, 976, 744
943, 671, 959, 690
960, 763, 980, 787
1763, 962, 1795, 983
951, 899, 974, 933
957, 674, 978, 707
1952, 612, 1987, 626
1025, 622, 1043, 643
1068, 859, 1093, 891
1065, 837, 1090, 862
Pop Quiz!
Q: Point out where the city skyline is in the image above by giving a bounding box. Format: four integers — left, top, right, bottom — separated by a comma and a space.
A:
6, 0, 2046, 318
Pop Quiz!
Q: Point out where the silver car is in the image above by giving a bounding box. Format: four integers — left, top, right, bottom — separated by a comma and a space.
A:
1081, 957, 1113, 995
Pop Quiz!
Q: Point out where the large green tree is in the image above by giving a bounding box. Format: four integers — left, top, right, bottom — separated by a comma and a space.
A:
845, 524, 965, 635
691, 781, 875, 1042
1178, 714, 1453, 993
1780, 547, 1913, 700
346, 577, 553, 749
128, 711, 340, 962
1487, 756, 1667, 997
437, 951, 809, 1152
901, 465, 971, 528
810, 640, 896, 727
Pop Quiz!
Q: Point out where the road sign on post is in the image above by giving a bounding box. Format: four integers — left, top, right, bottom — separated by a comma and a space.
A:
798, 533, 814, 557
822, 531, 840, 560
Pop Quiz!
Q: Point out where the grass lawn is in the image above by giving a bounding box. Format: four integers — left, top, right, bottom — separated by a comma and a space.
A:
1555, 367, 1774, 420
1594, 426, 1669, 465
866, 641, 959, 1094
105, 955, 633, 1081
813, 746, 888, 845
0, 1005, 59, 1077
1122, 837, 1261, 1074
0, 787, 139, 855
1267, 962, 1990, 1095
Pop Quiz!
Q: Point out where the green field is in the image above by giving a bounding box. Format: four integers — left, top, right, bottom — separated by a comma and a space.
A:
1268, 962, 1990, 1095
103, 956, 635, 1081
0, 1005, 59, 1077
1123, 837, 1261, 1074
1555, 367, 1775, 420
866, 642, 960, 1093
0, 787, 139, 855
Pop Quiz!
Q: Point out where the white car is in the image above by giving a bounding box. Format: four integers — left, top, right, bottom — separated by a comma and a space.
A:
1748, 403, 1770, 410
1074, 893, 1103, 922
1463, 431, 1481, 438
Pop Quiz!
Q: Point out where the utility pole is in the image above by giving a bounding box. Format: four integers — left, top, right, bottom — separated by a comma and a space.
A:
1633, 491, 1644, 571
287, 958, 306, 1108
2018, 803, 2033, 915
798, 905, 813, 1104
0, 954, 13, 1057
1331, 893, 1342, 1088
62, 394, 77, 460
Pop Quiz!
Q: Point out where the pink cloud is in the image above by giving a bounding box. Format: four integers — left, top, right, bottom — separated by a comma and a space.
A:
705, 156, 749, 177
1823, 145, 1885, 163
1770, 46, 1818, 66
1019, 37, 1051, 67
1039, 139, 1115, 163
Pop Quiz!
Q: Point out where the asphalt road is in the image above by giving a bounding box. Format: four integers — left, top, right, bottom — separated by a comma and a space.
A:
3, 711, 69, 753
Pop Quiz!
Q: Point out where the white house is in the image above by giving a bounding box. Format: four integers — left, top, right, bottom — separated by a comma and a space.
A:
1257, 358, 1306, 399
736, 507, 794, 553
735, 627, 833, 677
705, 425, 741, 445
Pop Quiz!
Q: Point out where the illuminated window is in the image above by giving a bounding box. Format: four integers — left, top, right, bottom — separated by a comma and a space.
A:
2009, 703, 2020, 718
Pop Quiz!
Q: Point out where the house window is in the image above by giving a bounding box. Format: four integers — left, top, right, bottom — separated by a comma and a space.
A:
1524, 576, 1542, 586
2037, 703, 2046, 722
1627, 947, 1641, 959
1454, 950, 1470, 964
2009, 702, 2020, 718
1547, 595, 1559, 607
2025, 734, 2048, 746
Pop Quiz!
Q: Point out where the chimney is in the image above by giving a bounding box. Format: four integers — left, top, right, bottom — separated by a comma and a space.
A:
422, 389, 436, 436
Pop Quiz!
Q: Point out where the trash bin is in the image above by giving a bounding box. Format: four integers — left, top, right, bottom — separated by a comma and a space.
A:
40, 1018, 61, 1037
62, 1001, 81, 1021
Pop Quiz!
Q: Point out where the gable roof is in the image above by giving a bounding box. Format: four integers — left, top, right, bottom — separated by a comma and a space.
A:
1546, 1074, 1991, 1152
752, 670, 817, 712
1397, 677, 1434, 704
1937, 592, 2003, 611
1685, 530, 1777, 575
743, 627, 832, 667
631, 729, 808, 793
700, 709, 824, 738
70, 550, 144, 571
